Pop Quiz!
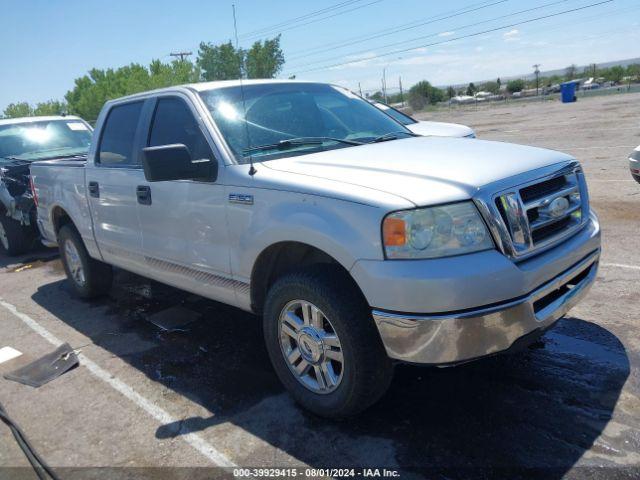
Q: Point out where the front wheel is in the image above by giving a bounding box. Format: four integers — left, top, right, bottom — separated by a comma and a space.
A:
0, 215, 34, 256
263, 266, 393, 418
58, 225, 113, 298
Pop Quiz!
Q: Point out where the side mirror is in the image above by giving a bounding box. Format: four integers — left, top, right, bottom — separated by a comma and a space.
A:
141, 144, 217, 182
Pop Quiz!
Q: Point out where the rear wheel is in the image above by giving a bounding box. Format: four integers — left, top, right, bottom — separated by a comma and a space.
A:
263, 265, 393, 418
58, 225, 113, 298
632, 173, 640, 184
0, 215, 33, 256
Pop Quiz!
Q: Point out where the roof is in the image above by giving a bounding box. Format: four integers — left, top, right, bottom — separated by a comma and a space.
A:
0, 115, 83, 126
186, 78, 314, 91
109, 79, 329, 103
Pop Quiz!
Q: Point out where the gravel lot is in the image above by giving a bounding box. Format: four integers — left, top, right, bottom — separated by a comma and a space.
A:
1, 92, 639, 479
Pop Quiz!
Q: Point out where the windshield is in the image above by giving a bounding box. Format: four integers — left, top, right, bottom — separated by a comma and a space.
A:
373, 102, 417, 126
199, 83, 413, 163
0, 119, 92, 163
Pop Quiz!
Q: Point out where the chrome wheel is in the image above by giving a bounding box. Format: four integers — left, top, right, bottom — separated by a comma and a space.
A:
0, 221, 8, 250
64, 239, 85, 286
279, 300, 344, 394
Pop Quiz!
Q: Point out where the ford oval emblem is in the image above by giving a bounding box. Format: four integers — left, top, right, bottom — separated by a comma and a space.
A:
548, 196, 570, 218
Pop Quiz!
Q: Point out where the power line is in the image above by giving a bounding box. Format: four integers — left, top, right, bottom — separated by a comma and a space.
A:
285, 0, 575, 71
286, 0, 613, 75
241, 0, 386, 42
287, 0, 508, 61
238, 0, 363, 39
239, 0, 384, 41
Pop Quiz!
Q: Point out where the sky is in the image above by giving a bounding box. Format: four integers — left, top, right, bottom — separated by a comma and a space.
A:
1, 0, 639, 111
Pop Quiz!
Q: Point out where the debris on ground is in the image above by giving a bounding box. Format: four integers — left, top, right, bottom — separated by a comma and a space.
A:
147, 306, 202, 332
4, 343, 78, 388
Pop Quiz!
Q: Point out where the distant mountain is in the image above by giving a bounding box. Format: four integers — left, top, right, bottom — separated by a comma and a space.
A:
445, 57, 640, 88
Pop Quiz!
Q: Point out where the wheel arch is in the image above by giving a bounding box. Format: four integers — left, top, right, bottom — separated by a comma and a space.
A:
250, 241, 367, 315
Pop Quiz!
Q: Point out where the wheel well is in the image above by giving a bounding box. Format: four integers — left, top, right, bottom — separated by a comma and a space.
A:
250, 242, 360, 315
51, 207, 74, 235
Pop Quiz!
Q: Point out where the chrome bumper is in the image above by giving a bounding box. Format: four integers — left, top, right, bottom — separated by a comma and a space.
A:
372, 250, 600, 364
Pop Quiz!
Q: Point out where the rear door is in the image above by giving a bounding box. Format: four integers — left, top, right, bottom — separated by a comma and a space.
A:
136, 94, 234, 303
86, 100, 148, 270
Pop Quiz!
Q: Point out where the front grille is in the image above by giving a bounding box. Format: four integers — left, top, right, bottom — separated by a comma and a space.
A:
490, 166, 587, 258
520, 175, 566, 203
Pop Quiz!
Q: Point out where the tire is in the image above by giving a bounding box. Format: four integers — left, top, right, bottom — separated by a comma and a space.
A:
263, 265, 393, 418
633, 173, 640, 184
0, 215, 33, 256
58, 225, 113, 298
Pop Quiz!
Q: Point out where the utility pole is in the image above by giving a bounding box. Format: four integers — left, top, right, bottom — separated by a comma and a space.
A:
358, 82, 362, 97
399, 76, 404, 106
533, 64, 541, 96
170, 51, 193, 62
382, 68, 388, 103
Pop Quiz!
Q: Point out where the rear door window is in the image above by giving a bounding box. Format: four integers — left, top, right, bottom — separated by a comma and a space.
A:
98, 102, 143, 166
148, 97, 213, 160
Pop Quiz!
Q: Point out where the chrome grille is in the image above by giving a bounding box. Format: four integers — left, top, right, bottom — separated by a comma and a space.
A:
475, 163, 589, 260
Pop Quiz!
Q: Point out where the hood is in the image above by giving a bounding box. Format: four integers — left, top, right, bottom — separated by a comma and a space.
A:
407, 120, 475, 138
264, 136, 574, 207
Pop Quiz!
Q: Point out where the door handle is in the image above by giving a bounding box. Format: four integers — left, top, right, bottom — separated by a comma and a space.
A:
136, 185, 152, 205
88, 181, 99, 198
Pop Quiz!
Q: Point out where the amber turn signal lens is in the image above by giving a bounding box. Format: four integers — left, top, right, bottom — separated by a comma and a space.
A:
383, 217, 407, 246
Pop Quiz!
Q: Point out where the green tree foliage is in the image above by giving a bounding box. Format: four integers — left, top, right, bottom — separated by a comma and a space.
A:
482, 81, 500, 95
197, 41, 243, 81
3, 102, 33, 118
626, 64, 640, 81
407, 81, 444, 110
466, 82, 477, 96
64, 60, 200, 121
245, 35, 285, 79
33, 100, 67, 116
446, 86, 456, 99
506, 79, 525, 93
606, 65, 625, 83
3, 100, 67, 118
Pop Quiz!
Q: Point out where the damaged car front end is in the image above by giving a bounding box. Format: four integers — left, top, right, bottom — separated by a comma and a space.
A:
0, 116, 92, 255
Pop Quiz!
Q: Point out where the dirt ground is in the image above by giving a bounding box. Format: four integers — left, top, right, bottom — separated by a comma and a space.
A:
1, 92, 639, 479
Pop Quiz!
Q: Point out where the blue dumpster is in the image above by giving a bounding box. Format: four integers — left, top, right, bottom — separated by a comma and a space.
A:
560, 81, 577, 103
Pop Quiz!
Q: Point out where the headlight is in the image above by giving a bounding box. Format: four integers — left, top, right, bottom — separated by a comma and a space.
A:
382, 202, 494, 259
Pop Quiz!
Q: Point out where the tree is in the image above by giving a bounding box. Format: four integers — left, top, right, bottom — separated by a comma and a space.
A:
446, 85, 456, 99
483, 81, 499, 95
496, 77, 502, 90
65, 60, 200, 121
626, 64, 640, 81
197, 41, 243, 81
506, 79, 525, 94
33, 100, 67, 116
245, 35, 285, 79
466, 82, 477, 96
606, 65, 624, 84
3, 102, 33, 118
565, 64, 577, 80
2, 100, 67, 118
407, 81, 444, 110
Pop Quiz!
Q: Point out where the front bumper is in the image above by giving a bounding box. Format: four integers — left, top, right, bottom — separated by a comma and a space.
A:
372, 249, 599, 364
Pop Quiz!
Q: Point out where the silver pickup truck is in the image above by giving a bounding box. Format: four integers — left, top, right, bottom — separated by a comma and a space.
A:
31, 80, 601, 417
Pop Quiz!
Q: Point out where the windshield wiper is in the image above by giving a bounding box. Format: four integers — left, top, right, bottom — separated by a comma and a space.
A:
369, 131, 419, 143
242, 136, 363, 156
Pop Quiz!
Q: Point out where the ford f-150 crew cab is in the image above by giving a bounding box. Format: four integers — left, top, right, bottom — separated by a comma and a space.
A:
31, 80, 601, 417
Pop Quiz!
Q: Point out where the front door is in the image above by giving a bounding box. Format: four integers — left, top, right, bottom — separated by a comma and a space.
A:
136, 95, 234, 304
